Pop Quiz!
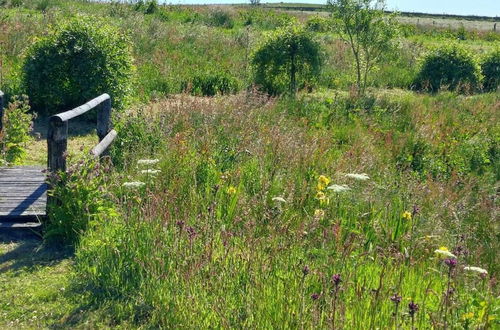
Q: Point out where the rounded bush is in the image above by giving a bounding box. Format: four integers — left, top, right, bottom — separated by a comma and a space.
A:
481, 49, 500, 92
305, 15, 332, 32
414, 44, 482, 93
251, 25, 322, 95
22, 17, 134, 115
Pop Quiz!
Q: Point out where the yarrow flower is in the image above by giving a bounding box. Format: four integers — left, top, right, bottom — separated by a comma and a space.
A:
434, 246, 457, 259
137, 159, 159, 165
402, 211, 412, 221
140, 169, 161, 174
272, 197, 287, 203
327, 184, 351, 193
345, 173, 370, 181
463, 266, 488, 275
122, 181, 145, 188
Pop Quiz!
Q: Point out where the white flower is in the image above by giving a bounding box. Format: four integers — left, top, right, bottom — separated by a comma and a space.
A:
123, 181, 145, 188
272, 197, 287, 203
463, 266, 488, 275
434, 249, 457, 259
137, 159, 159, 165
327, 184, 351, 192
141, 169, 161, 174
345, 173, 370, 181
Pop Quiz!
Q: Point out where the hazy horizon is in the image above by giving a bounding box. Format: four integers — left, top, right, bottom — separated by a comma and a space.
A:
155, 0, 500, 17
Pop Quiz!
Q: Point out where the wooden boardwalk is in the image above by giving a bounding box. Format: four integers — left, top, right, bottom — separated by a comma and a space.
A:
0, 166, 47, 227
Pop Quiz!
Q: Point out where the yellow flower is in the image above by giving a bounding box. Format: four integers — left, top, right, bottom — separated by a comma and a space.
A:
461, 312, 474, 320
315, 191, 330, 205
318, 175, 331, 188
402, 211, 412, 221
226, 186, 237, 195
314, 209, 325, 218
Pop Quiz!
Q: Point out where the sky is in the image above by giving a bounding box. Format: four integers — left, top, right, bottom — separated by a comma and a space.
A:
160, 0, 500, 17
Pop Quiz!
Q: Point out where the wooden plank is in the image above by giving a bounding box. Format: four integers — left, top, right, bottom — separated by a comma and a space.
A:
0, 222, 42, 229
54, 93, 110, 122
91, 129, 117, 157
0, 89, 4, 133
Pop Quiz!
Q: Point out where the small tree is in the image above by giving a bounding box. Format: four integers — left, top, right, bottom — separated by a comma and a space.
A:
481, 48, 500, 92
251, 25, 322, 96
249, 0, 260, 5
328, 0, 399, 95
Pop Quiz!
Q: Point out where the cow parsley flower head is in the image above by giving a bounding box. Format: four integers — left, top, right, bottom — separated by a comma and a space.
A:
140, 169, 161, 174
327, 184, 351, 193
123, 181, 145, 188
345, 173, 370, 181
434, 246, 457, 259
272, 197, 287, 203
463, 266, 488, 275
137, 159, 159, 165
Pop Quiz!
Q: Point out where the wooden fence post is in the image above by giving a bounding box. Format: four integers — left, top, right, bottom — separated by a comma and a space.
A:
97, 97, 111, 142
47, 117, 68, 173
0, 90, 4, 133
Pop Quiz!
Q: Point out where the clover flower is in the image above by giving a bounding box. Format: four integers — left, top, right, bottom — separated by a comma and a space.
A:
123, 181, 145, 188
137, 159, 159, 165
345, 173, 370, 181
327, 184, 351, 193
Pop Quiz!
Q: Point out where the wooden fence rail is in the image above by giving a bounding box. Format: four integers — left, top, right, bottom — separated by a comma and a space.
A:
0, 90, 4, 133
48, 93, 116, 173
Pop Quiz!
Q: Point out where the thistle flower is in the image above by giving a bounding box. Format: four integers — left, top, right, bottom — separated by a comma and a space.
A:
302, 266, 310, 276
272, 197, 286, 203
327, 184, 351, 193
345, 173, 370, 181
408, 301, 419, 316
311, 293, 320, 300
390, 293, 402, 304
434, 247, 457, 259
402, 211, 412, 221
444, 258, 457, 269
123, 181, 145, 188
137, 159, 159, 165
332, 273, 342, 286
463, 266, 488, 275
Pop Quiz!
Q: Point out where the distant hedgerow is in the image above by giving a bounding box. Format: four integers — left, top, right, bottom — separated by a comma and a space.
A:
22, 16, 134, 115
414, 44, 482, 93
481, 48, 500, 92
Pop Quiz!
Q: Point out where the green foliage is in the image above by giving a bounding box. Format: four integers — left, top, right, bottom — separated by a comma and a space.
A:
414, 44, 482, 93
0, 95, 34, 165
251, 25, 322, 95
184, 71, 239, 96
305, 15, 333, 32
134, 0, 158, 15
329, 0, 400, 95
481, 48, 500, 92
206, 9, 234, 29
45, 157, 118, 246
22, 17, 134, 115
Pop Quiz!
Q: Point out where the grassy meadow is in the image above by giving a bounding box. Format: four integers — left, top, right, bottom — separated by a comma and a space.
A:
0, 0, 499, 328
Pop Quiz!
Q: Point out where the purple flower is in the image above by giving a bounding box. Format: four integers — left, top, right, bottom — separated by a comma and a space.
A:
311, 293, 320, 300
444, 258, 457, 269
390, 293, 402, 304
408, 301, 419, 316
176, 220, 185, 230
332, 273, 342, 286
302, 266, 310, 277
412, 204, 420, 216
186, 226, 197, 239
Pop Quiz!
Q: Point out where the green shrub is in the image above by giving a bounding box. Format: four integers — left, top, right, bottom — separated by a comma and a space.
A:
251, 25, 322, 95
305, 15, 332, 32
184, 71, 239, 96
481, 49, 500, 92
206, 9, 234, 29
45, 157, 118, 245
0, 95, 35, 165
134, 0, 158, 15
22, 17, 134, 115
414, 44, 482, 93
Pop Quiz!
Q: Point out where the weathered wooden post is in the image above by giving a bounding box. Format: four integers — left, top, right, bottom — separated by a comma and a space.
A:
47, 116, 68, 173
0, 90, 4, 133
97, 95, 111, 142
